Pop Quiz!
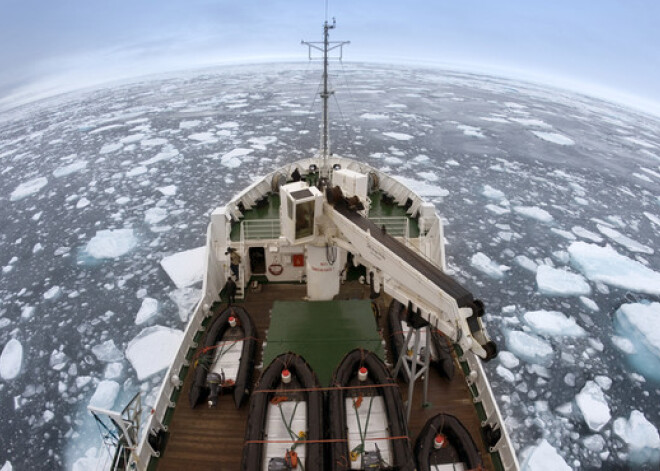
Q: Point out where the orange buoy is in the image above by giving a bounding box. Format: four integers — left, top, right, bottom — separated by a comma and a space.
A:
228, 316, 237, 327
358, 367, 368, 382
281, 368, 292, 384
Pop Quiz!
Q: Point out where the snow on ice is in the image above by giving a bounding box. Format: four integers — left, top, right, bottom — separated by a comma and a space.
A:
536, 265, 591, 297
568, 242, 660, 296
85, 229, 137, 259
576, 380, 611, 432
482, 185, 506, 200
221, 148, 253, 168
0, 339, 23, 380
505, 331, 554, 366
615, 302, 660, 360
521, 439, 571, 471
160, 246, 205, 288
157, 185, 177, 196
9, 177, 48, 201
135, 297, 159, 325
126, 326, 183, 380
470, 252, 510, 279
145, 207, 168, 225
89, 380, 120, 410
523, 310, 585, 337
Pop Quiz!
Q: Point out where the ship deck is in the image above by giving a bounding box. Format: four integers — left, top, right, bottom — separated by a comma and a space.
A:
154, 281, 494, 471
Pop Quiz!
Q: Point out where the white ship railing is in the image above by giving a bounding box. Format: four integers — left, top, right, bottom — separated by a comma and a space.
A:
463, 351, 521, 471
134, 223, 224, 470
241, 219, 280, 240
368, 216, 409, 241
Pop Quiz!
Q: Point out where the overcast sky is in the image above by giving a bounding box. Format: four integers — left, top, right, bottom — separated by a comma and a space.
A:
1, 0, 659, 115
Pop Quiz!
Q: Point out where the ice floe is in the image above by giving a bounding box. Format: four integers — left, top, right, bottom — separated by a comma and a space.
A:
126, 326, 183, 380
169, 287, 202, 322
221, 148, 253, 168
505, 330, 554, 366
571, 226, 603, 243
615, 302, 660, 361
482, 185, 506, 200
91, 339, 124, 363
531, 131, 575, 146
470, 252, 509, 279
10, 176, 48, 201
135, 297, 159, 325
0, 339, 23, 380
568, 242, 660, 296
498, 351, 520, 369
157, 185, 177, 196
89, 380, 120, 410
99, 142, 122, 154
85, 229, 137, 259
597, 224, 653, 254
579, 296, 600, 312
160, 246, 205, 288
513, 206, 553, 223
523, 310, 585, 337
144, 207, 168, 225
53, 161, 87, 178
521, 439, 571, 471
536, 265, 591, 297
392, 176, 449, 197
613, 410, 660, 464
576, 380, 610, 432
382, 132, 414, 141
456, 124, 485, 138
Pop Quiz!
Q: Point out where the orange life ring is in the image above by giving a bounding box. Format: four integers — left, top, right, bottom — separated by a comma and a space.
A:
268, 263, 283, 276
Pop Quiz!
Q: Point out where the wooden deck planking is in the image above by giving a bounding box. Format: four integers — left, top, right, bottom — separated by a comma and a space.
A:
156, 282, 494, 470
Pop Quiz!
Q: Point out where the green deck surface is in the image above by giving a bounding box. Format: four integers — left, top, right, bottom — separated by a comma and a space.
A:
367, 190, 420, 237
262, 300, 384, 385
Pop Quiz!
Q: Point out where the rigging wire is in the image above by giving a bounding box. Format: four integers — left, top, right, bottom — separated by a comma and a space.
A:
329, 75, 358, 158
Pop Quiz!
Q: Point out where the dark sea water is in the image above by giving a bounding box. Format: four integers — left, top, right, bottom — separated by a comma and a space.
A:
0, 63, 659, 470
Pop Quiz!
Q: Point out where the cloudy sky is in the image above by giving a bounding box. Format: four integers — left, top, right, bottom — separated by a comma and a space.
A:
1, 0, 659, 114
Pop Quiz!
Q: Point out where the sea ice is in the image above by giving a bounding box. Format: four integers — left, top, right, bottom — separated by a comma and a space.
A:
597, 224, 654, 254
613, 410, 660, 463
576, 380, 611, 432
392, 176, 449, 197
189, 132, 218, 144
521, 439, 571, 471
89, 380, 120, 410
615, 302, 660, 359
470, 252, 510, 279
157, 185, 177, 196
104, 362, 123, 380
221, 148, 253, 169
43, 285, 62, 300
0, 339, 23, 380
482, 185, 506, 200
505, 331, 554, 366
579, 296, 599, 312
135, 297, 159, 325
169, 287, 202, 322
496, 365, 516, 383
160, 246, 205, 288
10, 177, 48, 201
85, 229, 137, 259
513, 206, 553, 223
383, 132, 414, 141
144, 207, 168, 225
536, 265, 591, 297
53, 161, 87, 178
568, 242, 660, 296
126, 326, 183, 380
523, 310, 585, 337
486, 204, 510, 215
499, 351, 520, 369
126, 166, 148, 177
531, 131, 575, 146
99, 143, 122, 154
456, 124, 485, 138
76, 197, 90, 209
571, 226, 603, 242
644, 212, 660, 227
91, 340, 124, 362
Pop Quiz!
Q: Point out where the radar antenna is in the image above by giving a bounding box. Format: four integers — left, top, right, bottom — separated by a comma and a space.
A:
302, 18, 350, 180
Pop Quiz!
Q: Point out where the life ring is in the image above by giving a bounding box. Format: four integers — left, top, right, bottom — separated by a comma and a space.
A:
268, 263, 283, 276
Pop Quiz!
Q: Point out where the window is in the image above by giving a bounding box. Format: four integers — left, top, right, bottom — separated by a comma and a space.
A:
295, 200, 315, 239
287, 194, 294, 220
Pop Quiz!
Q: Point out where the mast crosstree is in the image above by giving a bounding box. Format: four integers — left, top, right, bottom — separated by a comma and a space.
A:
302, 19, 350, 179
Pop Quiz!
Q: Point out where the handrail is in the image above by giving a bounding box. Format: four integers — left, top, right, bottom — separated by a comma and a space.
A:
241, 219, 280, 240
368, 216, 409, 238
